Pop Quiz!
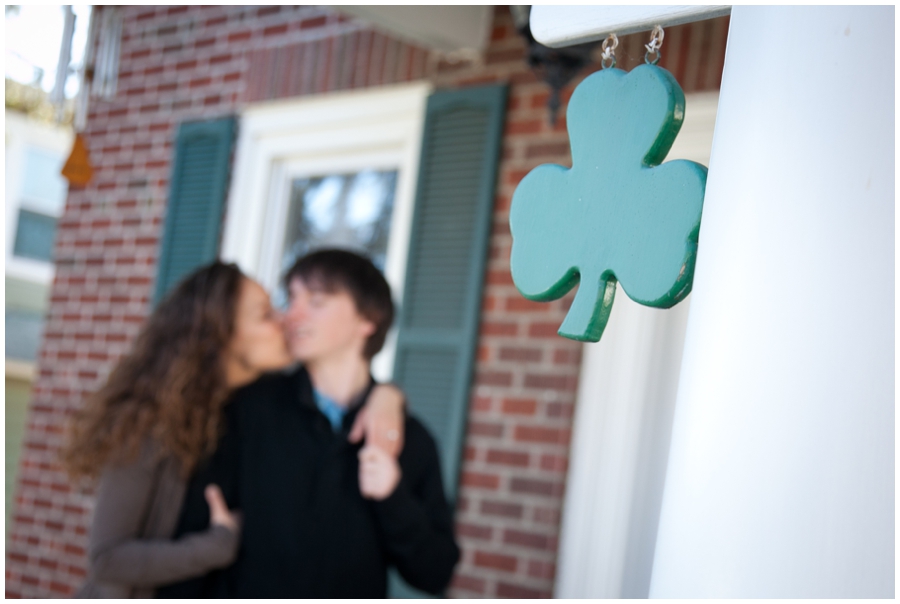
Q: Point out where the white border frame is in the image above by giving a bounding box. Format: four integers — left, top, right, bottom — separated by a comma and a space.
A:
221, 81, 432, 380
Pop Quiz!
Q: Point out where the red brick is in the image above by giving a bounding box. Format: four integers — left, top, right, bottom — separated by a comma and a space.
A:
300, 16, 327, 30
480, 320, 517, 336
526, 373, 578, 391
528, 322, 561, 338
514, 425, 571, 445
258, 6, 281, 17
456, 522, 493, 541
38, 558, 58, 571
497, 582, 550, 598
539, 453, 568, 473
471, 395, 492, 412
486, 448, 529, 467
473, 551, 517, 572
503, 528, 556, 551
451, 573, 486, 594
501, 397, 537, 415
460, 471, 500, 490
510, 477, 564, 497
190, 76, 212, 88
485, 269, 514, 285
546, 401, 575, 419
475, 371, 512, 387
553, 348, 581, 365
505, 296, 550, 312
264, 23, 288, 36
528, 559, 556, 580
210, 53, 232, 65
480, 499, 524, 519
498, 347, 541, 362
505, 118, 543, 135
228, 29, 253, 43
468, 421, 504, 438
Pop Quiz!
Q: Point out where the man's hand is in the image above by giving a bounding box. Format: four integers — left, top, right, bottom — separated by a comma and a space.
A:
348, 383, 405, 457
205, 484, 240, 533
358, 445, 401, 500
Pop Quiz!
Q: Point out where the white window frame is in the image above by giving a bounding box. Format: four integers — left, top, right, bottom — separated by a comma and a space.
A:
220, 81, 432, 380
4, 111, 73, 285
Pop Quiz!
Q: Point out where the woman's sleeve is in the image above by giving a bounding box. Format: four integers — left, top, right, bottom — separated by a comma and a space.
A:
87, 450, 240, 588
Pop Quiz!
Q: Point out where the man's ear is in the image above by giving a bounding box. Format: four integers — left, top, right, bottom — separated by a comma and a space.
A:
359, 318, 376, 338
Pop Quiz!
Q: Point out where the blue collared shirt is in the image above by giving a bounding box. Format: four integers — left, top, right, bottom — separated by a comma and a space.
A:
313, 388, 348, 432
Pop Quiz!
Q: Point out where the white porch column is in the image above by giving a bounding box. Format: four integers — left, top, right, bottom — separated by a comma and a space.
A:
650, 6, 894, 598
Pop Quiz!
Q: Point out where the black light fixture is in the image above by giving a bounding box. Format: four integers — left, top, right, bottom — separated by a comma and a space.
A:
510, 6, 598, 125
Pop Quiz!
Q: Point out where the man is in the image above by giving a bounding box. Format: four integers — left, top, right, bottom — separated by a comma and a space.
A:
159, 249, 459, 598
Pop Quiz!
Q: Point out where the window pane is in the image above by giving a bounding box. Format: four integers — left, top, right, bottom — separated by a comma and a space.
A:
13, 209, 57, 262
21, 147, 68, 215
277, 169, 397, 304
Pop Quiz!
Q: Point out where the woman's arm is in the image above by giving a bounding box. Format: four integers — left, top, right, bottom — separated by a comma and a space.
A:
348, 383, 406, 457
88, 450, 240, 589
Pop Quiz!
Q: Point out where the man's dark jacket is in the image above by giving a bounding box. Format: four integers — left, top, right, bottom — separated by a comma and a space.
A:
157, 366, 460, 598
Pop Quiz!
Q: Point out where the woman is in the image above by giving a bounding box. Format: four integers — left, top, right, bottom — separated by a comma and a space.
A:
61, 262, 404, 597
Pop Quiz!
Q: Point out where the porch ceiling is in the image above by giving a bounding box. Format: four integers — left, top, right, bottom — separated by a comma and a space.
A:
331, 5, 493, 53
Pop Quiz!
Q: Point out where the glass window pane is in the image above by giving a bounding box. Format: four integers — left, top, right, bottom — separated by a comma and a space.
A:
21, 147, 68, 215
13, 209, 57, 262
277, 169, 397, 305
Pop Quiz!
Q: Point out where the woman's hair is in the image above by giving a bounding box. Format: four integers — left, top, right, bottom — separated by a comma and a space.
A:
61, 261, 245, 479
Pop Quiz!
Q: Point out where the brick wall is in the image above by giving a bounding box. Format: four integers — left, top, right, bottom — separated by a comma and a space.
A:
6, 6, 728, 598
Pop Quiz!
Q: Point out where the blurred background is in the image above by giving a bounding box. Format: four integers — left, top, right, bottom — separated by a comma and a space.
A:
5, 4, 91, 537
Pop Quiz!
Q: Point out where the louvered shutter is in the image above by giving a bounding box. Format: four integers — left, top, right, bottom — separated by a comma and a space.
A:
154, 117, 235, 304
389, 85, 507, 598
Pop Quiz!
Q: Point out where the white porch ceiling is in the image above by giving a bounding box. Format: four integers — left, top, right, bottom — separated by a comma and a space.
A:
332, 6, 493, 53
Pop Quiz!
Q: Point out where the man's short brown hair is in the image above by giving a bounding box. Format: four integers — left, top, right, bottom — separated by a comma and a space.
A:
284, 248, 394, 359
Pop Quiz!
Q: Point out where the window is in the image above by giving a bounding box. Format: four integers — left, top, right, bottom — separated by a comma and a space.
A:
13, 209, 56, 262
276, 169, 398, 307
221, 82, 431, 379
12, 146, 68, 265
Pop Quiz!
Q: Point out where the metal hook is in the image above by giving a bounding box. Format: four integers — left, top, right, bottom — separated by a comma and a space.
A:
601, 33, 618, 69
644, 25, 664, 65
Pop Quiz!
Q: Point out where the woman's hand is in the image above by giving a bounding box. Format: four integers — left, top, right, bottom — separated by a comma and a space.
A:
348, 383, 405, 457
205, 484, 240, 533
358, 445, 402, 500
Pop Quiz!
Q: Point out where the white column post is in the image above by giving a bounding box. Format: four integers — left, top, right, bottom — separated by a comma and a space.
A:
650, 6, 894, 598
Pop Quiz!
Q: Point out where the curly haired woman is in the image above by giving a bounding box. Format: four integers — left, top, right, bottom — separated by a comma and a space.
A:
61, 261, 404, 598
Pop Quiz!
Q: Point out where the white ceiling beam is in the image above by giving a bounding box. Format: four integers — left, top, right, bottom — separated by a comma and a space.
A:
333, 6, 493, 53
530, 6, 731, 48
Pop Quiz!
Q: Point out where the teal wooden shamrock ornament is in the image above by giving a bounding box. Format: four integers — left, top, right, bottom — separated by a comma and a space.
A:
509, 64, 707, 342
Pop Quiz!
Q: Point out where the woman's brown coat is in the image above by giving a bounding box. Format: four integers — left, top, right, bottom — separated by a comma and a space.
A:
75, 441, 239, 598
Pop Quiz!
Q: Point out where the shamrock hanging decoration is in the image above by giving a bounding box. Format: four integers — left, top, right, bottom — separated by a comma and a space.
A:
509, 63, 707, 342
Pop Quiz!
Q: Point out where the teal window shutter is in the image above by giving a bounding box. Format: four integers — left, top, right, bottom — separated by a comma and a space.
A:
389, 84, 507, 598
154, 117, 236, 304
